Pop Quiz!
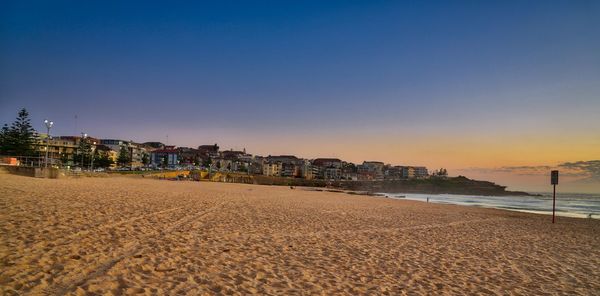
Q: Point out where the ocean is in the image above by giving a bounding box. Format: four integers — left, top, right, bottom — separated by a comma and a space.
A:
381, 192, 600, 219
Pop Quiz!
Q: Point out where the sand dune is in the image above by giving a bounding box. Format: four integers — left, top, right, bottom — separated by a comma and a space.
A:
1, 173, 599, 295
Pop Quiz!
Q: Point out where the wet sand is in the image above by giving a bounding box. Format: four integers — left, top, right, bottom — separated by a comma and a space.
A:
1, 173, 599, 295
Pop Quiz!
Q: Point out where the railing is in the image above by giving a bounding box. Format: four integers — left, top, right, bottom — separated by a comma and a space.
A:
0, 155, 60, 168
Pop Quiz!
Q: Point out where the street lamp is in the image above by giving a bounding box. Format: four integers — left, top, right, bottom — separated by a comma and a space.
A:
80, 133, 87, 169
90, 141, 97, 171
43, 119, 53, 168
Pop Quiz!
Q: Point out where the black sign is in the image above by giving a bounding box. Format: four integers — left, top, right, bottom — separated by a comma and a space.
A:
551, 170, 559, 185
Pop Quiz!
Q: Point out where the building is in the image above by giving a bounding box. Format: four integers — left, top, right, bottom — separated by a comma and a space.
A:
34, 135, 78, 166
413, 166, 429, 178
341, 162, 358, 180
384, 165, 403, 180
390, 166, 429, 179
358, 161, 385, 180
249, 155, 264, 174
177, 147, 201, 166
262, 161, 281, 176
208, 149, 253, 172
95, 144, 118, 168
143, 142, 165, 149
198, 144, 220, 158
100, 139, 148, 168
35, 135, 105, 167
150, 146, 178, 167
310, 158, 343, 180
262, 155, 303, 177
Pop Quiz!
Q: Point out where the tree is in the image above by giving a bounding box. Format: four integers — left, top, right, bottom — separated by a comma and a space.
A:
0, 108, 36, 156
60, 153, 70, 166
141, 152, 149, 166
95, 154, 114, 168
434, 168, 448, 177
117, 145, 131, 167
75, 137, 92, 167
202, 157, 212, 168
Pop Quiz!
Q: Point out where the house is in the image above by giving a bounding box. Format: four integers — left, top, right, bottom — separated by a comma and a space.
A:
311, 158, 343, 180
390, 166, 429, 179
413, 166, 429, 178
95, 144, 118, 168
150, 147, 178, 167
384, 165, 403, 180
208, 149, 253, 172
198, 144, 220, 158
341, 162, 358, 180
100, 139, 148, 168
142, 142, 165, 149
177, 147, 201, 166
263, 155, 303, 177
249, 156, 264, 174
358, 161, 385, 180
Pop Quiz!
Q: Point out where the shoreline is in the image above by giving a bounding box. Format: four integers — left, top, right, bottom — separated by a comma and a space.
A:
380, 191, 600, 220
298, 187, 600, 220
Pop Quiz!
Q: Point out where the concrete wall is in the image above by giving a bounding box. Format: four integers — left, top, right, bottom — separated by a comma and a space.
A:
0, 166, 60, 178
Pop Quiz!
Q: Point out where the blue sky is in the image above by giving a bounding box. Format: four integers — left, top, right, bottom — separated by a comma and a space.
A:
1, 1, 599, 191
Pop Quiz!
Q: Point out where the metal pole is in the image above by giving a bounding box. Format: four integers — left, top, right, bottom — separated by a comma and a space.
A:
90, 150, 94, 171
90, 142, 97, 171
81, 145, 85, 169
80, 133, 86, 169
45, 125, 50, 168
552, 184, 556, 224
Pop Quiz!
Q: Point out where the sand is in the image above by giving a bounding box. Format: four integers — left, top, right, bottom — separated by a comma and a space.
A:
1, 173, 599, 295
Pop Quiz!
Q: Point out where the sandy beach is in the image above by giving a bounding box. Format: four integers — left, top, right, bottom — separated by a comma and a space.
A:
1, 173, 599, 295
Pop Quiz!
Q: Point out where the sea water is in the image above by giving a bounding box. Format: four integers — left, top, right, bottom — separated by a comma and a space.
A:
381, 192, 600, 219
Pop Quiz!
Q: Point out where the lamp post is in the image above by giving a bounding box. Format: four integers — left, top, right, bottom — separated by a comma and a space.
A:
80, 133, 87, 169
129, 140, 134, 170
90, 141, 97, 171
43, 119, 53, 167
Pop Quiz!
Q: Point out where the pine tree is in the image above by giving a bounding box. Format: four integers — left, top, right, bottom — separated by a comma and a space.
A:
95, 154, 114, 168
141, 152, 149, 166
117, 145, 131, 167
0, 108, 36, 156
75, 137, 92, 166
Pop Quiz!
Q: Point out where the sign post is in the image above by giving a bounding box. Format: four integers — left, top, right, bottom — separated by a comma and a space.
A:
551, 170, 559, 223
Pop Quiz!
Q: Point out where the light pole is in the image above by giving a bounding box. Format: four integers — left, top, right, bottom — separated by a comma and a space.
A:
90, 141, 97, 171
129, 140, 134, 170
80, 133, 87, 169
44, 119, 53, 168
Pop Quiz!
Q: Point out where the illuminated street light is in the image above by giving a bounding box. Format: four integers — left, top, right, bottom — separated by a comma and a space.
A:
90, 141, 97, 171
43, 119, 53, 168
80, 132, 87, 169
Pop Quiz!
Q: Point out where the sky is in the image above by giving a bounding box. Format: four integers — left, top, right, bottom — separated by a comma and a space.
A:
1, 1, 599, 193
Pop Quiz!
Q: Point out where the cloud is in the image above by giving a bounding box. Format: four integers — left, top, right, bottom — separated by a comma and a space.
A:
558, 160, 600, 181
461, 160, 600, 180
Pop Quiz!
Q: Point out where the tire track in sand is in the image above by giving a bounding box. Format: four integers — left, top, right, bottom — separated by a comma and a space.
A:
4, 206, 185, 263
42, 198, 227, 295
